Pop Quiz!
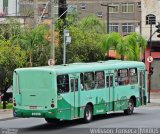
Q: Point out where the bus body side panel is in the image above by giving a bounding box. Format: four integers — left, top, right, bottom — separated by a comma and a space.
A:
57, 93, 71, 120
113, 85, 130, 111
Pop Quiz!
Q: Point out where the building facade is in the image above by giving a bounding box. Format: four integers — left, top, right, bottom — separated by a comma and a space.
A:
141, 0, 160, 91
67, 0, 141, 35
1, 0, 141, 35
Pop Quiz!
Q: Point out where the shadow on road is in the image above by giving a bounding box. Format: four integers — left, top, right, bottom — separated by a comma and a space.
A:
21, 111, 141, 133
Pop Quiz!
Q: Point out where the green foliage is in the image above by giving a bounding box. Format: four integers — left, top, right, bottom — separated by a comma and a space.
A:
0, 20, 49, 93
79, 15, 106, 34
102, 32, 147, 60
0, 19, 21, 40
124, 32, 147, 61
13, 24, 50, 66
0, 40, 26, 91
0, 103, 13, 109
55, 15, 106, 64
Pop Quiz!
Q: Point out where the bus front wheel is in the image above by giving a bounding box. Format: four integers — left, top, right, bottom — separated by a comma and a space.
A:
84, 105, 93, 123
124, 99, 134, 115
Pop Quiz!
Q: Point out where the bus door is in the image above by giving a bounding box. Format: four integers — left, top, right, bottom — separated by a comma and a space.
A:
70, 76, 80, 119
139, 71, 145, 105
106, 74, 114, 111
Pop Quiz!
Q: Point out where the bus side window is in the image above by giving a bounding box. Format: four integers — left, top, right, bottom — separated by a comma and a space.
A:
71, 79, 78, 92
57, 74, 69, 93
84, 72, 95, 90
129, 68, 138, 84
106, 76, 109, 87
115, 70, 118, 86
117, 69, 129, 86
106, 75, 113, 87
95, 71, 105, 89
80, 73, 84, 90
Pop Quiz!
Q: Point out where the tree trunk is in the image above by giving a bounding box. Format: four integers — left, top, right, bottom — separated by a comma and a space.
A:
29, 52, 32, 67
121, 55, 124, 60
2, 90, 6, 109
107, 50, 109, 60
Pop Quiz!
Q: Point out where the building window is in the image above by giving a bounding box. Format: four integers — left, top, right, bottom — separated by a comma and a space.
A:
122, 23, 134, 33
122, 3, 134, 13
67, 5, 77, 14
137, 2, 141, 8
109, 3, 119, 13
19, 2, 34, 16
109, 23, 119, 32
80, 3, 86, 10
96, 12, 103, 18
146, 14, 156, 25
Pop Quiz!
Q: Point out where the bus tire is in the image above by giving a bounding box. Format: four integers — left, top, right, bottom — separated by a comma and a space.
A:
84, 105, 93, 123
124, 99, 134, 115
45, 118, 60, 125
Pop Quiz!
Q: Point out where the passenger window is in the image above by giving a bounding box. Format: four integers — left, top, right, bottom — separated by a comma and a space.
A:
110, 76, 113, 87
80, 73, 84, 90
106, 75, 113, 87
129, 68, 138, 84
106, 76, 109, 87
71, 79, 78, 92
57, 74, 69, 93
117, 69, 129, 86
84, 72, 95, 90
95, 71, 105, 89
115, 70, 118, 86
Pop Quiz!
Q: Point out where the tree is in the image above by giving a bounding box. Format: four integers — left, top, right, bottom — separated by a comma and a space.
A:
15, 24, 49, 66
66, 16, 105, 63
55, 15, 106, 64
125, 32, 147, 61
0, 40, 26, 109
102, 32, 122, 59
79, 15, 106, 34
102, 32, 147, 61
0, 19, 21, 40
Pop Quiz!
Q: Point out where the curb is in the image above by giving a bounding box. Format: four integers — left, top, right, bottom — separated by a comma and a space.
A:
0, 117, 17, 122
0, 109, 12, 112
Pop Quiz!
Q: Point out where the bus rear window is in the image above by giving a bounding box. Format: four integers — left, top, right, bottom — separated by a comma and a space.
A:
57, 74, 69, 93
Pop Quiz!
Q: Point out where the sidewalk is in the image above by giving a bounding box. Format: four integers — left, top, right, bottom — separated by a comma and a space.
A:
0, 93, 160, 121
146, 92, 160, 107
0, 109, 14, 121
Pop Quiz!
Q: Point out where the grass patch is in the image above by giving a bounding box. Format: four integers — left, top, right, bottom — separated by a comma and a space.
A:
0, 102, 13, 109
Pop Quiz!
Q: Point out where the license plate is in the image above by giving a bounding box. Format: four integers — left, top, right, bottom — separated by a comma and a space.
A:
32, 113, 41, 116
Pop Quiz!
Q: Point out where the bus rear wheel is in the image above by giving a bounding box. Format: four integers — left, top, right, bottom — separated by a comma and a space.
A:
124, 99, 134, 115
84, 105, 93, 123
45, 118, 60, 125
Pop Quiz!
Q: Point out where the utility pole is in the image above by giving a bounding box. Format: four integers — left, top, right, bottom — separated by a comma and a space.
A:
148, 21, 152, 103
101, 4, 115, 33
50, 0, 58, 65
34, 0, 38, 25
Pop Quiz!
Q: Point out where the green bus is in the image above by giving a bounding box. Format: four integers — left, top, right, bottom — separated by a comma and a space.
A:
13, 60, 147, 124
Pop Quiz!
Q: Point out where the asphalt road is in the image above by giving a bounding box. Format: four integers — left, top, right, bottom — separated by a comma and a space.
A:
0, 106, 160, 134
